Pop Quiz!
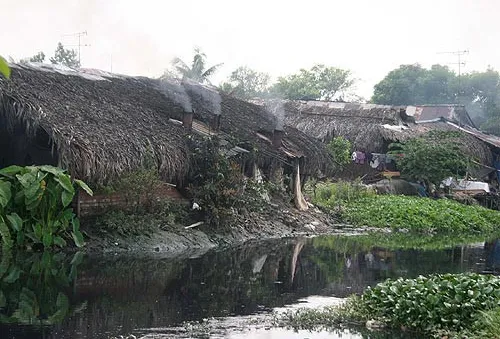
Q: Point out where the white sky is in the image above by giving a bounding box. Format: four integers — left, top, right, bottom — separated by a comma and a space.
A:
2, 0, 499, 99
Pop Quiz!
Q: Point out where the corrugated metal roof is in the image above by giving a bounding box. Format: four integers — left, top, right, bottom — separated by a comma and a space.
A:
445, 121, 500, 149
407, 105, 476, 127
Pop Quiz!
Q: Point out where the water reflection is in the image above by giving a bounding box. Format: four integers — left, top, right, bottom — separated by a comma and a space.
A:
1, 235, 499, 338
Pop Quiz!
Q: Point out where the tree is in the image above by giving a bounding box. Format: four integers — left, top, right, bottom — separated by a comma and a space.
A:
22, 51, 45, 63
220, 66, 271, 99
270, 64, 354, 101
389, 131, 470, 192
170, 48, 222, 84
326, 136, 352, 171
461, 69, 500, 134
50, 42, 80, 68
372, 64, 457, 105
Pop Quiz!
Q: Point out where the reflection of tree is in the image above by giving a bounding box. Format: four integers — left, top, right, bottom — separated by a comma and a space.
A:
0, 248, 83, 326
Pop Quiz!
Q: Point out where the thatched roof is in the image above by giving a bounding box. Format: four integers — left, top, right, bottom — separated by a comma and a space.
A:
252, 100, 402, 153
0, 64, 331, 184
254, 99, 493, 165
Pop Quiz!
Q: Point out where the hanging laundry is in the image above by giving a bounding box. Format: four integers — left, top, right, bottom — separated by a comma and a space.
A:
351, 151, 357, 162
357, 151, 366, 164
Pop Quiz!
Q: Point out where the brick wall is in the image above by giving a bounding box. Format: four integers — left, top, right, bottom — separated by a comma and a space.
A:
76, 183, 184, 217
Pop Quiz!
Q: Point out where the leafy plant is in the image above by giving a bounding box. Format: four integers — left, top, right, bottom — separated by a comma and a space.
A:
389, 131, 472, 191
313, 179, 375, 208
362, 273, 500, 334
0, 165, 92, 249
188, 137, 270, 227
326, 136, 352, 171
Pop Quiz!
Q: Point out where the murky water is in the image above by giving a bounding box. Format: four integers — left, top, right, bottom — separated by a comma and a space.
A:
1, 235, 500, 338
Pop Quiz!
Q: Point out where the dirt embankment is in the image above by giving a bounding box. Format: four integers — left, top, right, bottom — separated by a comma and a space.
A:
82, 203, 364, 258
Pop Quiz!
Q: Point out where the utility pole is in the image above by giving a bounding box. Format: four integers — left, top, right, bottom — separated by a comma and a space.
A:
62, 31, 90, 65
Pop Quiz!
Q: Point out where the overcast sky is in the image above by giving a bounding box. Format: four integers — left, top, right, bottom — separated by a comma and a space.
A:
2, 0, 499, 99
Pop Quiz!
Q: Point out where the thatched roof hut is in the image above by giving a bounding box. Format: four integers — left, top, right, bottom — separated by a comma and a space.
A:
0, 64, 331, 185
253, 99, 495, 166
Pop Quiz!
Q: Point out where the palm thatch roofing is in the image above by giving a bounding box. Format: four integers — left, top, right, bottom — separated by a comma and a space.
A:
253, 99, 494, 165
0, 64, 331, 185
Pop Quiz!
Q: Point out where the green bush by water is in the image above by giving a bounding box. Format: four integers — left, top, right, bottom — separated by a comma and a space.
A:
343, 195, 500, 234
278, 273, 500, 338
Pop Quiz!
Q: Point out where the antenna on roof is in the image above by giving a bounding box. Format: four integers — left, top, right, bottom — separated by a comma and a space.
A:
437, 49, 469, 95
62, 31, 90, 65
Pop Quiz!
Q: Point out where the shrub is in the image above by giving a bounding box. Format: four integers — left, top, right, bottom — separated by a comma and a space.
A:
326, 136, 352, 171
313, 179, 375, 208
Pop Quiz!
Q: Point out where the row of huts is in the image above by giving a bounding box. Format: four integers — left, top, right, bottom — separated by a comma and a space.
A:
2, 63, 500, 214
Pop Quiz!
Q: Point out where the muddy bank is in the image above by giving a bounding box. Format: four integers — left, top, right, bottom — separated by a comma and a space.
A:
82, 203, 368, 257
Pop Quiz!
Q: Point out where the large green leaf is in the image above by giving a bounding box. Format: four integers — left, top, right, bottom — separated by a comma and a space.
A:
0, 56, 10, 79
0, 220, 12, 248
16, 172, 35, 188
42, 232, 53, 248
53, 236, 67, 248
74, 179, 93, 196
0, 165, 24, 178
54, 174, 74, 194
5, 213, 22, 232
38, 165, 65, 176
0, 180, 12, 208
3, 265, 21, 283
61, 190, 74, 208
72, 219, 84, 247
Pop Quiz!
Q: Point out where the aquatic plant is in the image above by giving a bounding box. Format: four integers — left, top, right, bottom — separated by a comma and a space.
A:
278, 273, 500, 338
342, 195, 500, 234
0, 165, 92, 249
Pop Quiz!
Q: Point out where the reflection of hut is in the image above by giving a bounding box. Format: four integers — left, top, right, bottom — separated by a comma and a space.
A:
0, 64, 332, 212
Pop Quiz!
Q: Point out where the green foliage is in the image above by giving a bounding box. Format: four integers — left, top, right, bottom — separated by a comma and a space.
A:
389, 131, 471, 188
93, 199, 188, 237
188, 137, 270, 227
372, 64, 457, 105
362, 273, 500, 334
326, 136, 352, 170
0, 165, 92, 249
169, 47, 222, 84
313, 179, 375, 207
0, 56, 10, 79
220, 66, 271, 99
50, 42, 80, 68
270, 64, 354, 100
342, 195, 500, 234
279, 273, 500, 337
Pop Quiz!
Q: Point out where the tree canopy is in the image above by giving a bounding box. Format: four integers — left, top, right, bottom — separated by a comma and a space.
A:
220, 66, 270, 99
389, 131, 470, 190
372, 64, 457, 105
50, 42, 80, 68
372, 64, 500, 135
170, 48, 222, 84
270, 64, 354, 101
